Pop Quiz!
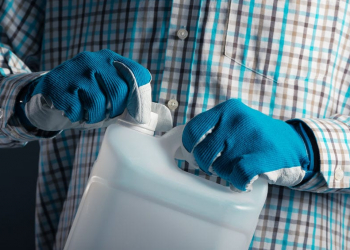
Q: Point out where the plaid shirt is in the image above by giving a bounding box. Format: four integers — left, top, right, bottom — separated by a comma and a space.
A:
1, 0, 350, 249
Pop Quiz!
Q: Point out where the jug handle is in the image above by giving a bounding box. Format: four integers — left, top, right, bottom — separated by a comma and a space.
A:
161, 125, 185, 159
161, 125, 200, 170
161, 125, 237, 192
161, 125, 269, 193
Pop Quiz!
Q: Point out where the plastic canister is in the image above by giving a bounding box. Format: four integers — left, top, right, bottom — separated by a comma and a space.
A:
64, 111, 268, 250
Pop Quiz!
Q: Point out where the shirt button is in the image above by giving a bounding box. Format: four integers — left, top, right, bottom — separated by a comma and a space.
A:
0, 108, 3, 119
335, 168, 344, 181
167, 99, 179, 111
177, 29, 188, 40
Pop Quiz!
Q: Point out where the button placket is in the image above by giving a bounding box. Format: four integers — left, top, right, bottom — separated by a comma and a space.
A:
159, 1, 202, 125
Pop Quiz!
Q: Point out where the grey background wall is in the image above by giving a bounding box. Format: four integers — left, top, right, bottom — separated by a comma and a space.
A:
0, 141, 39, 250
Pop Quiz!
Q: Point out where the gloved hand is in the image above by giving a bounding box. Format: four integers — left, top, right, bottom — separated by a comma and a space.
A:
16, 49, 171, 131
181, 99, 315, 192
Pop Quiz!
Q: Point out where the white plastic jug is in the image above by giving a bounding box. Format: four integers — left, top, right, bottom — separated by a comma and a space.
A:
64, 111, 268, 250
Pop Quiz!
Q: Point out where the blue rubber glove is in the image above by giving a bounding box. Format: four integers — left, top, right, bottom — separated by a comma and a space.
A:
181, 99, 315, 192
19, 49, 157, 131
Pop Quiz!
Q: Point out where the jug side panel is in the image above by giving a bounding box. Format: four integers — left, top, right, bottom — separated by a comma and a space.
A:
65, 181, 251, 250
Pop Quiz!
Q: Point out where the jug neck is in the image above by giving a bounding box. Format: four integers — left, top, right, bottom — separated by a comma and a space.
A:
117, 110, 158, 135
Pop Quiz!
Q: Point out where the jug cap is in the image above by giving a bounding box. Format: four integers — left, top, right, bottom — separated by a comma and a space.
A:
117, 110, 158, 135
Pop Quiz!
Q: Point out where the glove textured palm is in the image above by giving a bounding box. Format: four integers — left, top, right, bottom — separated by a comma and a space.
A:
182, 99, 310, 191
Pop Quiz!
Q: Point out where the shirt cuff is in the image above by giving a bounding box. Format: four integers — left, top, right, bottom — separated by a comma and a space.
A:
289, 117, 350, 191
0, 72, 59, 147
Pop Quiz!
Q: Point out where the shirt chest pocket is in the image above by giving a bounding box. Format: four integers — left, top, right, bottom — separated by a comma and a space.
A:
224, 0, 342, 82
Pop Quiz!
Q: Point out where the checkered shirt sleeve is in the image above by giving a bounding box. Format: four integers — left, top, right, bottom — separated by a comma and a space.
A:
0, 70, 50, 147
291, 116, 350, 192
0, 0, 57, 147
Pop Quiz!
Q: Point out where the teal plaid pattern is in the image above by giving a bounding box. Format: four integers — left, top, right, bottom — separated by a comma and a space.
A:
1, 0, 350, 249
